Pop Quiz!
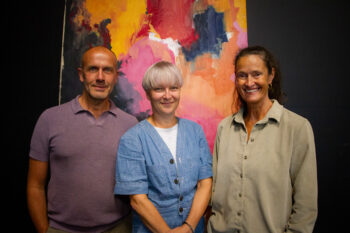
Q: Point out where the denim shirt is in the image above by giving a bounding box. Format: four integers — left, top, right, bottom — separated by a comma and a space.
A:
115, 118, 212, 233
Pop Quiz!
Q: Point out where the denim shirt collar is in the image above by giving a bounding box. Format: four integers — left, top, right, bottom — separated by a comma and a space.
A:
140, 118, 184, 164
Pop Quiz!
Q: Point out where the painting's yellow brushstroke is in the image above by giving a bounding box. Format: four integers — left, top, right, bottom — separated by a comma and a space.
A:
208, 0, 230, 12
85, 0, 147, 56
207, 0, 231, 32
234, 0, 247, 31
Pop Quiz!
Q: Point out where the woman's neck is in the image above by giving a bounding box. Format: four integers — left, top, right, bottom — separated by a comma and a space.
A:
244, 99, 273, 124
148, 114, 177, 128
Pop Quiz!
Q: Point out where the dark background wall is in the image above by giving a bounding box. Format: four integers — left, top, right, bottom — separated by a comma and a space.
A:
246, 1, 350, 232
9, 0, 349, 232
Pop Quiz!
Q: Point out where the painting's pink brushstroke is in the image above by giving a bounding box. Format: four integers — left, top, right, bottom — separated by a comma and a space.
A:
119, 37, 175, 114
234, 21, 248, 48
177, 99, 224, 152
147, 0, 198, 48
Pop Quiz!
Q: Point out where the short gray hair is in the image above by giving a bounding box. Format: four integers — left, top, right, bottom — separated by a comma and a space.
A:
142, 61, 183, 93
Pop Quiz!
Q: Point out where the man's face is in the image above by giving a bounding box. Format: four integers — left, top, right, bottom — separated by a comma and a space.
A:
78, 48, 118, 101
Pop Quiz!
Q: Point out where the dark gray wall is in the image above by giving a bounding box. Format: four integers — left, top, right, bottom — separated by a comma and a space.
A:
9, 0, 349, 232
246, 0, 350, 232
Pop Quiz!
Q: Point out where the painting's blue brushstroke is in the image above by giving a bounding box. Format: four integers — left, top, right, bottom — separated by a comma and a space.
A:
182, 6, 228, 61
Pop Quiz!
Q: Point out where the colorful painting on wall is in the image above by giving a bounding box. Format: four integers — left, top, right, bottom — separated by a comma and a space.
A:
60, 0, 248, 151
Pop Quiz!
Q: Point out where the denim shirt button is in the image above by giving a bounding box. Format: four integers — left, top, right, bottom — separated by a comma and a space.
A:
179, 207, 183, 213
170, 158, 175, 164
174, 178, 179, 184
179, 195, 183, 201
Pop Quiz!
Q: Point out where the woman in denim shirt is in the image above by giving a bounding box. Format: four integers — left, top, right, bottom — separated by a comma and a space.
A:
114, 61, 213, 233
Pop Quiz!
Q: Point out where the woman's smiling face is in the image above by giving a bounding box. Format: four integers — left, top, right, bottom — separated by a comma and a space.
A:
147, 83, 181, 117
235, 54, 274, 106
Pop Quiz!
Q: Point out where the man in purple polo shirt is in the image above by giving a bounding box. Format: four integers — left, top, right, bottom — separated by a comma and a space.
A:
27, 46, 138, 233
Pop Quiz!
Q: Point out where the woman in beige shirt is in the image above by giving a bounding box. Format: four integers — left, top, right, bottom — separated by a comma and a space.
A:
207, 46, 318, 233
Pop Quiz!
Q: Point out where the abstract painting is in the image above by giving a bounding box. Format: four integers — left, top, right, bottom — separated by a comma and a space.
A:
60, 0, 248, 151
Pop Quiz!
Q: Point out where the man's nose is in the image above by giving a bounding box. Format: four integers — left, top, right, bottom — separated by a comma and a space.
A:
97, 69, 105, 81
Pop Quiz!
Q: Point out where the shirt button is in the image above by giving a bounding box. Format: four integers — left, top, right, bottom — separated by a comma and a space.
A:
179, 207, 183, 213
240, 174, 243, 178
250, 138, 254, 142
170, 158, 174, 164
179, 195, 183, 201
237, 212, 241, 216
239, 193, 242, 197
174, 178, 179, 184
244, 155, 247, 160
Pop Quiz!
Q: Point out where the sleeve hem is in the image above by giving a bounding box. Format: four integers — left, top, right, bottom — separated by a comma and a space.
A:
114, 181, 148, 195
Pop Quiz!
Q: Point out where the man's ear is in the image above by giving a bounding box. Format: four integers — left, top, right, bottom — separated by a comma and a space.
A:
78, 68, 84, 83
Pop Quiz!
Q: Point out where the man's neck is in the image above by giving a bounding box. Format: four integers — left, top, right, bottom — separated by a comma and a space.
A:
78, 94, 110, 119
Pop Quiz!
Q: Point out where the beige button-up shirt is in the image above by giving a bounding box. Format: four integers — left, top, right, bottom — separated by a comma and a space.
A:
208, 100, 317, 233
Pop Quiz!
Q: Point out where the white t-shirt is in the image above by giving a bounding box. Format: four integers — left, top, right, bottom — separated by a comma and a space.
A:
154, 124, 178, 162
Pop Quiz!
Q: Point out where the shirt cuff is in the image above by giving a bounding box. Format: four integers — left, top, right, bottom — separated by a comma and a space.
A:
114, 181, 148, 195
198, 165, 213, 180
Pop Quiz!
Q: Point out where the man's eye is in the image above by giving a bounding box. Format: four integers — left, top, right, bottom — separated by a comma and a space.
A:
103, 68, 114, 74
170, 86, 179, 91
88, 67, 98, 72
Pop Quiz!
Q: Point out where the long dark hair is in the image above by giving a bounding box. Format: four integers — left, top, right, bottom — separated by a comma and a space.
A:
234, 45, 285, 104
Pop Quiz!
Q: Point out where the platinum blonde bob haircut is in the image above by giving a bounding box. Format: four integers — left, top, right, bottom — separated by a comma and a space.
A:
142, 61, 183, 93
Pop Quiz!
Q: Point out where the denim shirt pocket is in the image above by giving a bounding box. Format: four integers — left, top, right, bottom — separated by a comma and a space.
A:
147, 165, 173, 200
147, 165, 168, 187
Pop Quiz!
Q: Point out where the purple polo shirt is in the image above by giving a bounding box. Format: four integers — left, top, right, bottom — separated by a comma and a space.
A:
29, 96, 138, 233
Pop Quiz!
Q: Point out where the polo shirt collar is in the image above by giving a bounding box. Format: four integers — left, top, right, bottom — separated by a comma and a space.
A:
232, 99, 283, 126
71, 95, 118, 117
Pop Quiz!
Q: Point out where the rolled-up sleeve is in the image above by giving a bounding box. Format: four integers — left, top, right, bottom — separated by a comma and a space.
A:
114, 129, 149, 195
197, 125, 213, 181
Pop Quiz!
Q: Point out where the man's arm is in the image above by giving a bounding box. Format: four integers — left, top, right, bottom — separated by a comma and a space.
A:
27, 158, 49, 233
